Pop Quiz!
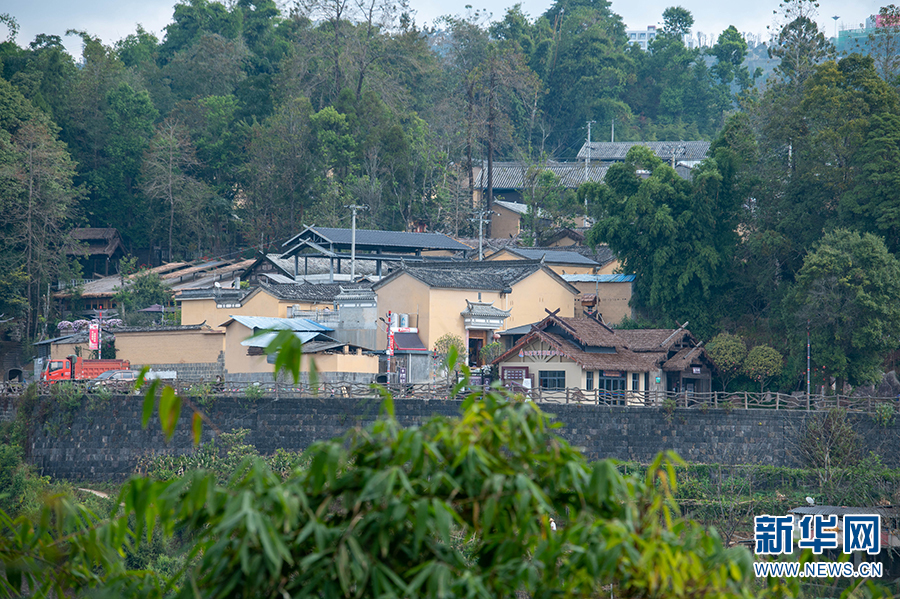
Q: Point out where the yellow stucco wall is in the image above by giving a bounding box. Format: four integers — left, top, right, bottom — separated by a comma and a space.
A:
490, 205, 522, 239
485, 249, 522, 261
570, 281, 633, 325
595, 259, 622, 275
375, 269, 576, 352
223, 322, 378, 375
180, 291, 325, 329
51, 330, 224, 365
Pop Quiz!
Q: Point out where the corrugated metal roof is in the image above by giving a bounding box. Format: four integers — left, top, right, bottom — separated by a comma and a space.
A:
562, 274, 636, 283
225, 315, 333, 332
576, 141, 710, 162
241, 331, 320, 348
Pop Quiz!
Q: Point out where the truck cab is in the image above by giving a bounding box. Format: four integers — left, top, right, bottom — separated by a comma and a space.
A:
43, 358, 73, 381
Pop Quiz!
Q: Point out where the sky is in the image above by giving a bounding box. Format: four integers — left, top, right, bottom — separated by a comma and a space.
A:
0, 0, 885, 61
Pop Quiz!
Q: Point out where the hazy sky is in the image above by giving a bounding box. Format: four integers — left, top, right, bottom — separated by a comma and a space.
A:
1, 0, 885, 60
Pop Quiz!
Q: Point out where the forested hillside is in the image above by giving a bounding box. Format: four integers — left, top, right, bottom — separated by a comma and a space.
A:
4, 0, 900, 394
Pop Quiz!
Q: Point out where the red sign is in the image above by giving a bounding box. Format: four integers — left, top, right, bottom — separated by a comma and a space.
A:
88, 323, 100, 350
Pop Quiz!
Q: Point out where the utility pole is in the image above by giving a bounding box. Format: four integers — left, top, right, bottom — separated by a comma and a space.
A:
807, 320, 811, 397
470, 209, 494, 260
585, 120, 595, 223
344, 204, 368, 279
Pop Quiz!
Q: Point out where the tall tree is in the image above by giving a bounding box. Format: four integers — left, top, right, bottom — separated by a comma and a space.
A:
582, 145, 740, 337
141, 119, 209, 262
0, 80, 80, 337
787, 229, 900, 392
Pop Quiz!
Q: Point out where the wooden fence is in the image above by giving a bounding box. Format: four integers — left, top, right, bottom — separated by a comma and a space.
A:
1, 381, 898, 414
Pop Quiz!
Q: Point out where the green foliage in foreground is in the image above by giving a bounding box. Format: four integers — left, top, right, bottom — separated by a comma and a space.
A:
0, 387, 803, 599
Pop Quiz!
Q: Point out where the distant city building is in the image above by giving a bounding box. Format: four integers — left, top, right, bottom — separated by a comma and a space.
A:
626, 26, 658, 50
834, 14, 899, 56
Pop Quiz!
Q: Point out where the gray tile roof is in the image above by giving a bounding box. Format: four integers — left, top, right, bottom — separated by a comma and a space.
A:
461, 300, 512, 318
504, 248, 599, 266
284, 227, 470, 252
261, 282, 373, 303
576, 141, 710, 162
536, 244, 617, 266
378, 260, 543, 292
476, 161, 608, 190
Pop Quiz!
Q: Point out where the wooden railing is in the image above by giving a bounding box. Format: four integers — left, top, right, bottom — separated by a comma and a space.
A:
1, 381, 897, 414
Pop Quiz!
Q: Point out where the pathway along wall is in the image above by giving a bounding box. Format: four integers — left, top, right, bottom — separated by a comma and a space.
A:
26, 395, 900, 481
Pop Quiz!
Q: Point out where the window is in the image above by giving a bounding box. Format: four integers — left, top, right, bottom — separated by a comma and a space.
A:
632, 373, 639, 391
598, 373, 626, 405
49, 361, 64, 372
586, 371, 594, 391
539, 370, 566, 389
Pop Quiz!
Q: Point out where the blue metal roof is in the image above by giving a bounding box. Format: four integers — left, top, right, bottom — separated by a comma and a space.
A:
561, 274, 636, 283
225, 315, 333, 332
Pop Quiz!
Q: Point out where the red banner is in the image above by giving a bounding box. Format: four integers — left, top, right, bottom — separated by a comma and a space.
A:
89, 323, 100, 350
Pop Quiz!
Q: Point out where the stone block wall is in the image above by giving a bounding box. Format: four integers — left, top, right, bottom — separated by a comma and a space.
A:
26, 396, 900, 482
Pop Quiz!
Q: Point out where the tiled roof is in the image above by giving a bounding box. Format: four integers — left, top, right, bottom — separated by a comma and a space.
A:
69, 228, 122, 256
375, 260, 559, 292
504, 248, 599, 266
663, 346, 706, 371
461, 300, 511, 318
284, 226, 470, 252
537, 244, 617, 266
576, 141, 711, 162
476, 161, 609, 190
614, 328, 695, 352
493, 313, 703, 373
261, 282, 373, 303
254, 253, 382, 278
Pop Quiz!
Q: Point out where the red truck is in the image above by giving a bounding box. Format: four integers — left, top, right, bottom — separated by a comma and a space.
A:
41, 355, 131, 382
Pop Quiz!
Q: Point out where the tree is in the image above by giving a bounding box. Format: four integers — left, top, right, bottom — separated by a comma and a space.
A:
582, 145, 740, 337
0, 82, 81, 338
433, 332, 466, 384
141, 118, 210, 262
661, 6, 694, 38
706, 332, 747, 391
113, 270, 173, 326
743, 344, 783, 392
711, 26, 749, 88
768, 0, 833, 85
863, 5, 900, 83
787, 229, 900, 392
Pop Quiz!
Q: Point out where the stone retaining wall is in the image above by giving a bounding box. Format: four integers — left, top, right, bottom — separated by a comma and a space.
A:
26, 395, 900, 481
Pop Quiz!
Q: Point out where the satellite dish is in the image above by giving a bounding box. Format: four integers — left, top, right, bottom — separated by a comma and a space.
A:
214, 282, 221, 288
806, 496, 815, 506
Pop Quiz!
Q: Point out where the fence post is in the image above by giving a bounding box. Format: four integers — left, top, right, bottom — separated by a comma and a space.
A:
744, 391, 748, 410
714, 391, 718, 409
807, 393, 810, 411
566, 389, 569, 404
776, 393, 780, 410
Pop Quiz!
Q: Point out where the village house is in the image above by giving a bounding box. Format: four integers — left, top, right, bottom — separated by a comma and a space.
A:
178, 281, 372, 330
493, 312, 715, 403
373, 260, 580, 370
219, 315, 377, 382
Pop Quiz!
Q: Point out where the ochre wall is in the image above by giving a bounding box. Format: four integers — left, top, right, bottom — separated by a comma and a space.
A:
223, 323, 378, 376
490, 205, 522, 240
375, 269, 576, 352
51, 330, 224, 365
570, 281, 633, 325
181, 292, 330, 329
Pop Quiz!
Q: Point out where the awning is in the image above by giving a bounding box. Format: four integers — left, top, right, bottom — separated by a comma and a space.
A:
394, 332, 428, 352
241, 331, 319, 348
